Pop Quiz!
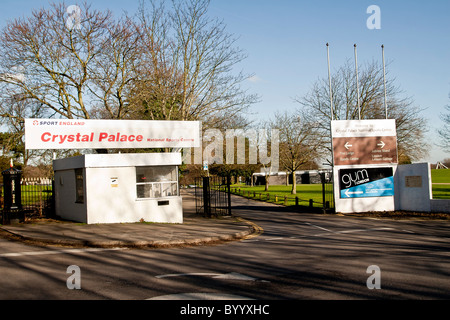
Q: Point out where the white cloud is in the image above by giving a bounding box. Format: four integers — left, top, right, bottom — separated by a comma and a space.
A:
247, 75, 263, 83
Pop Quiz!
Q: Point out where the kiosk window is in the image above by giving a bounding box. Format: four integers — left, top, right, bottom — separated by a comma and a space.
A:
75, 168, 84, 203
136, 166, 178, 199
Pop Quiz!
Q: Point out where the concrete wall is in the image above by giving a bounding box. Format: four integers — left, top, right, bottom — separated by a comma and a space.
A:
395, 163, 432, 212
431, 199, 450, 213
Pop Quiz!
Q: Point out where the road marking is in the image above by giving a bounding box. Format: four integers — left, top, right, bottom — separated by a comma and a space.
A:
265, 237, 283, 241
242, 226, 398, 243
155, 272, 258, 281
0, 247, 123, 258
335, 227, 394, 234
156, 273, 222, 279
305, 222, 334, 233
148, 293, 255, 300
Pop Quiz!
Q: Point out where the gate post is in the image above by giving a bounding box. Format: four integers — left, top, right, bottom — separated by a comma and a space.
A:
2, 166, 23, 224
320, 172, 326, 214
227, 175, 231, 216
202, 176, 211, 217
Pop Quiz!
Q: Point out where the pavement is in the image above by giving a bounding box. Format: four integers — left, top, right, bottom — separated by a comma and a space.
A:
0, 190, 259, 249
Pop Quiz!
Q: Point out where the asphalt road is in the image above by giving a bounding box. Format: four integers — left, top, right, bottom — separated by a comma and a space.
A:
1, 194, 449, 302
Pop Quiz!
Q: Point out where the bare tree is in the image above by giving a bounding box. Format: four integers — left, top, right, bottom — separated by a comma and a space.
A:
437, 104, 450, 153
131, 0, 259, 126
0, 94, 44, 166
296, 60, 429, 163
0, 2, 122, 119
270, 111, 325, 194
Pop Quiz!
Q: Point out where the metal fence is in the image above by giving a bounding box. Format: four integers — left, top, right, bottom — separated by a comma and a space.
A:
1, 177, 54, 224
230, 171, 335, 214
194, 176, 231, 217
321, 171, 335, 213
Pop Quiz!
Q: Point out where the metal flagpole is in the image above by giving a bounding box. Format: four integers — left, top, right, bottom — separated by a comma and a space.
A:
326, 43, 335, 209
326, 43, 334, 121
382, 44, 388, 119
354, 44, 361, 120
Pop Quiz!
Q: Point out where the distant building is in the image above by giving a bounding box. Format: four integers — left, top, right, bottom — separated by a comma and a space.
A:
252, 170, 331, 186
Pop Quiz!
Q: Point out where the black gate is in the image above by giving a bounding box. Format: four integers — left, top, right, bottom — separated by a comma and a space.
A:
194, 176, 231, 217
1, 169, 54, 225
320, 170, 335, 213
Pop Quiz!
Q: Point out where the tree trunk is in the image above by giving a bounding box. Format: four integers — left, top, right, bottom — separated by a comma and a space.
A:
291, 171, 297, 194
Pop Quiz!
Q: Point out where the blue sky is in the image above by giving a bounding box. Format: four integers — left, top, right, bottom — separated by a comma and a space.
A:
0, 0, 449, 163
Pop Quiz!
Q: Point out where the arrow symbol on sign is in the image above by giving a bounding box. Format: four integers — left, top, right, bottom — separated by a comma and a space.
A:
345, 189, 364, 197
344, 142, 353, 150
377, 141, 385, 148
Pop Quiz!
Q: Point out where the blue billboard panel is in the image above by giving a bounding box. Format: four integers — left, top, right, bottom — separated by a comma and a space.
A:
339, 167, 394, 199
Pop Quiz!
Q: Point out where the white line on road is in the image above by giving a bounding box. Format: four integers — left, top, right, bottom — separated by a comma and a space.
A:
243, 227, 398, 243
264, 237, 283, 241
155, 272, 258, 281
304, 222, 334, 233
335, 227, 394, 234
156, 273, 222, 279
0, 247, 123, 258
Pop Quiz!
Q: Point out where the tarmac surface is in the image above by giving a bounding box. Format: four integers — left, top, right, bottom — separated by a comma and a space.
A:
0, 190, 257, 248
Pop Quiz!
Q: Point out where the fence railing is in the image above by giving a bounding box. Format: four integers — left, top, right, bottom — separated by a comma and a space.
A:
1, 177, 54, 224
230, 182, 335, 214
194, 176, 231, 217
21, 177, 54, 217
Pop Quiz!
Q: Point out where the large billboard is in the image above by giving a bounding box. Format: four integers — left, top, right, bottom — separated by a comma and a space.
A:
338, 167, 394, 199
25, 119, 201, 149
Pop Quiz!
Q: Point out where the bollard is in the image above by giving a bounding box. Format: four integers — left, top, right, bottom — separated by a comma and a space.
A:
267, 193, 270, 201
309, 199, 313, 208
295, 197, 299, 206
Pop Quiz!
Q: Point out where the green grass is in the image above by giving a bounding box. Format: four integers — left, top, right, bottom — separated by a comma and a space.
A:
431, 169, 450, 184
432, 184, 450, 199
230, 184, 332, 208
431, 169, 450, 199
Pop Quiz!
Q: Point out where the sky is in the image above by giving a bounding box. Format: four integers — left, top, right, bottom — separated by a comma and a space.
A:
0, 0, 449, 163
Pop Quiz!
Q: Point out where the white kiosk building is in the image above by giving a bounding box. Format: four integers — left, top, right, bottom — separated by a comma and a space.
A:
53, 153, 183, 224
25, 118, 201, 225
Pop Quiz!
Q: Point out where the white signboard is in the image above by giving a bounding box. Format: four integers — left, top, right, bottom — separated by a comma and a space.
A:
330, 119, 398, 214
25, 119, 201, 149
